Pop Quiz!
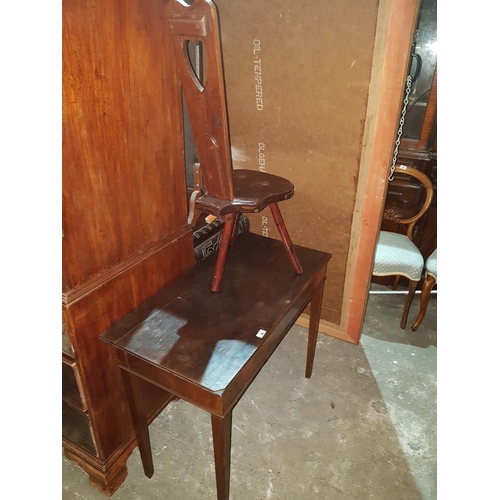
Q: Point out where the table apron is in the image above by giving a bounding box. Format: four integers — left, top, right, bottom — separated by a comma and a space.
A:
115, 264, 327, 417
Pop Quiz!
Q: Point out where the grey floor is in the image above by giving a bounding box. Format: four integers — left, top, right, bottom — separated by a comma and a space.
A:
62, 286, 437, 499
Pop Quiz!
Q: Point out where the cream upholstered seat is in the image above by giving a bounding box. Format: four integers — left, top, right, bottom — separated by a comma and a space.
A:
373, 231, 424, 281
372, 165, 434, 329
425, 248, 437, 278
411, 248, 437, 331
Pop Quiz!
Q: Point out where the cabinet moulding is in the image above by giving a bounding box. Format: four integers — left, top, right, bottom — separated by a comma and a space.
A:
62, 225, 192, 307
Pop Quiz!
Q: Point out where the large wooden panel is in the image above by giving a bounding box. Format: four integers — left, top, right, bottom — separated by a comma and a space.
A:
62, 0, 188, 291
63, 232, 194, 459
62, 0, 196, 490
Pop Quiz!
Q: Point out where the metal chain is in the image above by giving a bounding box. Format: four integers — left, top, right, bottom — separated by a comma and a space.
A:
389, 75, 413, 181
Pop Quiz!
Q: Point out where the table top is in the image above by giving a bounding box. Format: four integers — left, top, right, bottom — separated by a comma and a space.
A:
100, 232, 330, 405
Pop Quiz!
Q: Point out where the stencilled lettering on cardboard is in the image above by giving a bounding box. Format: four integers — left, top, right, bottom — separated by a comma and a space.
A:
261, 215, 269, 237
253, 39, 263, 111
258, 142, 266, 172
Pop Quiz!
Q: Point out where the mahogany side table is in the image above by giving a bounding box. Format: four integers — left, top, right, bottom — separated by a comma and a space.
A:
100, 232, 331, 499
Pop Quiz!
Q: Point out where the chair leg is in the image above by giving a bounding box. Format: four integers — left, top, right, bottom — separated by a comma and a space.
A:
392, 276, 401, 290
411, 275, 436, 332
211, 213, 236, 292
269, 203, 303, 275
230, 212, 241, 246
401, 280, 418, 330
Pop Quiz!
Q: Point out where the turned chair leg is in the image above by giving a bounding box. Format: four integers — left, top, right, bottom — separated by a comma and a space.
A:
269, 203, 303, 275
400, 279, 418, 330
411, 275, 436, 331
230, 212, 241, 246
392, 276, 401, 290
211, 213, 236, 292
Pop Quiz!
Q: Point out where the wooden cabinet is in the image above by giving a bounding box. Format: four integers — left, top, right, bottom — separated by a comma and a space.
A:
62, 0, 194, 494
380, 0, 437, 263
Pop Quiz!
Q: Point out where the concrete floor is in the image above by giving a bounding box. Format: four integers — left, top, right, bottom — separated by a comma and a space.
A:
62, 287, 437, 499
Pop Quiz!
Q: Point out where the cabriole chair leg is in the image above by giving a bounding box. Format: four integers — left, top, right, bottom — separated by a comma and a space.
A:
411, 275, 436, 331
400, 279, 418, 329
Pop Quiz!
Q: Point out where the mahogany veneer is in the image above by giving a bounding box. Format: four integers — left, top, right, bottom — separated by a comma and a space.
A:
100, 232, 331, 500
62, 0, 194, 493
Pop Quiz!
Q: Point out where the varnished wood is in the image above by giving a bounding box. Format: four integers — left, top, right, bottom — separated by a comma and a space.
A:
387, 165, 434, 238
269, 203, 303, 275
167, 0, 233, 201
211, 213, 236, 292
166, 0, 301, 290
63, 442, 132, 496
378, 155, 437, 270
373, 164, 433, 329
62, 227, 192, 305
230, 212, 241, 245
401, 279, 418, 330
100, 233, 331, 499
63, 0, 190, 291
120, 370, 154, 478
211, 413, 232, 500
306, 276, 326, 378
63, 231, 193, 459
62, 0, 195, 491
411, 274, 436, 332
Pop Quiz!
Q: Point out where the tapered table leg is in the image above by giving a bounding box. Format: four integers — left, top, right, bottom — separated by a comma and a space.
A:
306, 279, 325, 378
211, 412, 232, 500
120, 368, 154, 478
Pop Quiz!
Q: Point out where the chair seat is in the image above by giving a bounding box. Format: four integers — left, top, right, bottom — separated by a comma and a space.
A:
373, 231, 424, 281
425, 248, 437, 279
196, 169, 295, 216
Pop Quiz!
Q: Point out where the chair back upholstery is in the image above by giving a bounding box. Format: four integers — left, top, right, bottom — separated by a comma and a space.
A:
167, 0, 234, 201
383, 164, 434, 240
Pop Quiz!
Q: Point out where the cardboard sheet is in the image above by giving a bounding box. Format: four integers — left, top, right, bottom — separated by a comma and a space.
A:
217, 0, 379, 324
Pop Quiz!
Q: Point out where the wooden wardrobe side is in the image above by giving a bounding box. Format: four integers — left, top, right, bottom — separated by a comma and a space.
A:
62, 0, 194, 494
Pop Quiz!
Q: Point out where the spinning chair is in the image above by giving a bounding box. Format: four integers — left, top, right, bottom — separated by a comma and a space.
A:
372, 165, 434, 329
167, 0, 303, 292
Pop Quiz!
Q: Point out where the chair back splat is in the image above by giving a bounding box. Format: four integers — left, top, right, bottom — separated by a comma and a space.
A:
167, 0, 303, 292
167, 0, 233, 201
